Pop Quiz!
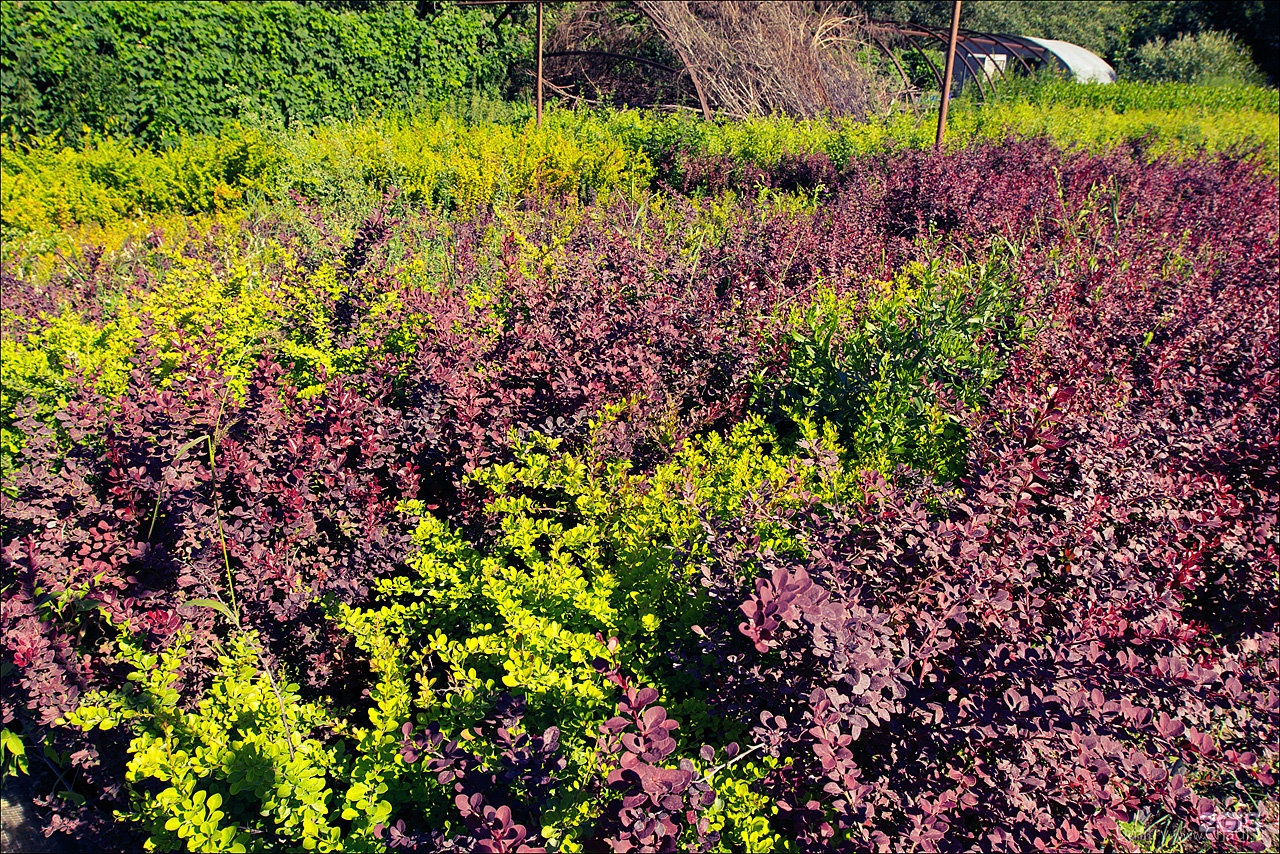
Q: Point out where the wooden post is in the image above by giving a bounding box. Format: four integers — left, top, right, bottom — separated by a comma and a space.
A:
935, 0, 961, 149
536, 1, 544, 127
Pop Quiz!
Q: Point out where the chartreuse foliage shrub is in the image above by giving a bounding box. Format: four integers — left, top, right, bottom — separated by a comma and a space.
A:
614, 91, 1280, 180
341, 418, 858, 850
981, 77, 1279, 113
66, 627, 342, 853
601, 80, 1279, 168
271, 110, 653, 216
0, 127, 279, 234
940, 101, 1279, 167
340, 415, 860, 745
0, 307, 135, 481
1, 111, 653, 236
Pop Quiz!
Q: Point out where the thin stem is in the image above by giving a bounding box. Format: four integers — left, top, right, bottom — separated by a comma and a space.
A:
706, 742, 766, 779
207, 431, 238, 622
145, 489, 163, 542
254, 648, 298, 763
36, 740, 78, 797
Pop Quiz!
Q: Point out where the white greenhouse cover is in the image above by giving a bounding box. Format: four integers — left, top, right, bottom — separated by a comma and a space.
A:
1022, 37, 1117, 84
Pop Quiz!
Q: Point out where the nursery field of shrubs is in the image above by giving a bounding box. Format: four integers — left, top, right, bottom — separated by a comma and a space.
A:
2, 84, 1279, 851
4, 80, 1279, 240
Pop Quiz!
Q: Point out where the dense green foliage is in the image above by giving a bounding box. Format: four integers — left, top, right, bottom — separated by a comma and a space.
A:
0, 0, 529, 146
1128, 30, 1266, 86
860, 0, 1279, 84
753, 261, 1022, 482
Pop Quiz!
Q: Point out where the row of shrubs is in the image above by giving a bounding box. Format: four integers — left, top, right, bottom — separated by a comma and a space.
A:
4, 85, 1279, 239
980, 77, 1279, 112
2, 1, 1272, 151
2, 138, 1277, 851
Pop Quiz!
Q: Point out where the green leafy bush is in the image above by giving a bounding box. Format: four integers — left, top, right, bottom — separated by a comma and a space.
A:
1126, 30, 1267, 87
753, 257, 1024, 482
983, 77, 1279, 113
0, 126, 279, 233
0, 0, 528, 146
67, 627, 351, 853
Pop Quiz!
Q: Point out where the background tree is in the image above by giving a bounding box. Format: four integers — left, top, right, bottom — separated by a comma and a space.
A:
856, 0, 1277, 84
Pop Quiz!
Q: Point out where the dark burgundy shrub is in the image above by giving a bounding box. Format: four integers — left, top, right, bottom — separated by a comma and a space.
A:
394, 695, 563, 852
772, 151, 840, 195
874, 139, 1065, 242
653, 145, 837, 197
1, 331, 424, 837
683, 150, 1279, 850
590, 664, 718, 853
331, 192, 814, 521
650, 146, 744, 195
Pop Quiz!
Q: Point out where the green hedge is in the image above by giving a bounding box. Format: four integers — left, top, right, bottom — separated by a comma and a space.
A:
0, 0, 529, 146
979, 77, 1279, 113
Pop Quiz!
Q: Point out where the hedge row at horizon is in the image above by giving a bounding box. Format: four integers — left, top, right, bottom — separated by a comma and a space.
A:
4, 84, 1278, 246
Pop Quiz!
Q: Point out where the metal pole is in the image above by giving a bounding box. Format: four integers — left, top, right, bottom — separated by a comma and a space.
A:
935, 0, 961, 149
536, 1, 544, 127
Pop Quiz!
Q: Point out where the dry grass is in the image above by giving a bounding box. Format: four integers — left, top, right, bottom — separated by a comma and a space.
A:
633, 0, 901, 118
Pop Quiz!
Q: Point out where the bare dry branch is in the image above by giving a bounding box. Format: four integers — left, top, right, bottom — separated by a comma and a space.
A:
632, 1, 901, 119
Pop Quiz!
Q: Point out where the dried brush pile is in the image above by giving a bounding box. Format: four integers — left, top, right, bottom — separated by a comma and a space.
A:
548, 0, 904, 118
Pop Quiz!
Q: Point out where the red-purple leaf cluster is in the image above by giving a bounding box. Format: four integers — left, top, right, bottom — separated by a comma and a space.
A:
695, 150, 1278, 850
592, 665, 718, 853
395, 696, 561, 852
